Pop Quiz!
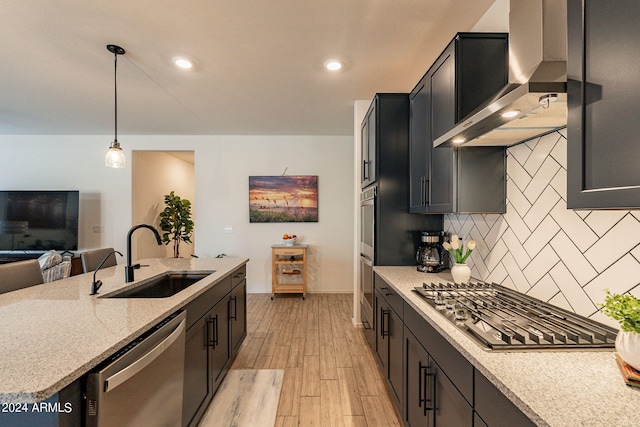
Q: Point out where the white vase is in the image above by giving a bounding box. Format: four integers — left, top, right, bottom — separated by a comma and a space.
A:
616, 331, 640, 371
451, 263, 471, 284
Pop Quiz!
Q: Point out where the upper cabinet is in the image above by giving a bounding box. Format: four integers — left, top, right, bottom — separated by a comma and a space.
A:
431, 33, 509, 142
361, 103, 377, 188
410, 33, 508, 214
567, 0, 640, 209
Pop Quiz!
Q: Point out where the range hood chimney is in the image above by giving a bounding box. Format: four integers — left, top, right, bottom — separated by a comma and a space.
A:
434, 0, 567, 148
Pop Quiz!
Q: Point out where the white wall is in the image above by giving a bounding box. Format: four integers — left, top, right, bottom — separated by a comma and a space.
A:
0, 134, 354, 293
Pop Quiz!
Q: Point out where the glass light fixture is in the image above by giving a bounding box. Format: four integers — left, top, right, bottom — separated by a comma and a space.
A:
105, 44, 126, 169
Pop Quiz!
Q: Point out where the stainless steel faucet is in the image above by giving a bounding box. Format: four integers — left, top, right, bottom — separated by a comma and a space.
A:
125, 224, 162, 282
90, 250, 123, 295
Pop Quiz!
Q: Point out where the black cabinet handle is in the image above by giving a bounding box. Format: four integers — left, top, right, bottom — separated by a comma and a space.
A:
425, 178, 430, 206
207, 315, 218, 348
420, 176, 426, 206
380, 308, 390, 337
233, 271, 245, 280
420, 363, 435, 415
229, 296, 237, 320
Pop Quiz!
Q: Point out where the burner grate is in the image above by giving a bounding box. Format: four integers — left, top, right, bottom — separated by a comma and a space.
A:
414, 282, 618, 351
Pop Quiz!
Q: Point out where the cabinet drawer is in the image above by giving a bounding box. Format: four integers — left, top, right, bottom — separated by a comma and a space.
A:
231, 264, 246, 288
274, 248, 304, 256
404, 301, 473, 404
185, 275, 231, 330
474, 370, 535, 427
374, 274, 403, 317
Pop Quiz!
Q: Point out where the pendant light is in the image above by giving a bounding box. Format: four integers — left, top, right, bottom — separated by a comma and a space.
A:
105, 44, 126, 168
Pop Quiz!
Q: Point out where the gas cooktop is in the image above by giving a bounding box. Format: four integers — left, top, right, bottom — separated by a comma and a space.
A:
413, 282, 618, 351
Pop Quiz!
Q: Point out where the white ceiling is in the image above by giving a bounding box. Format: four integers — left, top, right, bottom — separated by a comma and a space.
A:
0, 0, 500, 136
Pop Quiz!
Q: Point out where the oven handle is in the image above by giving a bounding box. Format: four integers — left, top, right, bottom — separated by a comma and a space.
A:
104, 317, 186, 393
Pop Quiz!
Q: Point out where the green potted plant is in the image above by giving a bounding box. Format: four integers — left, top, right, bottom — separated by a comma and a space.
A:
158, 191, 194, 258
601, 290, 640, 370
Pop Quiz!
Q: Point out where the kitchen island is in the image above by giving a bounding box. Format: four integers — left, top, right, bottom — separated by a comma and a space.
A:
374, 266, 638, 427
0, 256, 248, 405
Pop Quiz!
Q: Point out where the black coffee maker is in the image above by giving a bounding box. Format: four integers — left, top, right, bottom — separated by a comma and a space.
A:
416, 231, 447, 273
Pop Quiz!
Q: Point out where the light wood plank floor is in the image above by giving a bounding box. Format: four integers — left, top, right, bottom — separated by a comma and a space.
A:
230, 293, 402, 427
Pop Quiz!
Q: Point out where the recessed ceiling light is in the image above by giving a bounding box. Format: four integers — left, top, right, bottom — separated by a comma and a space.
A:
501, 110, 520, 118
172, 57, 193, 69
324, 60, 343, 71
452, 137, 466, 144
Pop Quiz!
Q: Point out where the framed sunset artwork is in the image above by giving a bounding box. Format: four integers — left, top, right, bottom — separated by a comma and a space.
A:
249, 175, 318, 223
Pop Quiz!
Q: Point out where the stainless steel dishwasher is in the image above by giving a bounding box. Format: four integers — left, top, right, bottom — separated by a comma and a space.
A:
85, 310, 186, 427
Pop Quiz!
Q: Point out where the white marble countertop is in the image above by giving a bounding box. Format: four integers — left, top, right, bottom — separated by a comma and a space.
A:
374, 266, 639, 427
0, 256, 248, 404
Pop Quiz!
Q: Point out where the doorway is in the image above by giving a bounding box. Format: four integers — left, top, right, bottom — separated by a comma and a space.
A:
131, 151, 195, 261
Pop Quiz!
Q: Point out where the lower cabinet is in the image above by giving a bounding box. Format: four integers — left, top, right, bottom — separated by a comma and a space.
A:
229, 279, 247, 356
182, 266, 247, 427
374, 287, 403, 409
474, 370, 536, 427
404, 326, 473, 427
372, 273, 535, 427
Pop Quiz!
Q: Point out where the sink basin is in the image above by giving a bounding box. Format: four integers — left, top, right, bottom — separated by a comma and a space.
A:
105, 271, 214, 298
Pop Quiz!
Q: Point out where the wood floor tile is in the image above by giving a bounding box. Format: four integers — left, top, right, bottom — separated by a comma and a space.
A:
230, 294, 402, 427
299, 396, 322, 426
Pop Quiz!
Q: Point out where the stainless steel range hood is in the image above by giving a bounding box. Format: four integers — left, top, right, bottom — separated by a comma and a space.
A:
434, 0, 567, 148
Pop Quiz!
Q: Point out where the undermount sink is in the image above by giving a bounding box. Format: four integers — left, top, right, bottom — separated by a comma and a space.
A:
105, 271, 214, 298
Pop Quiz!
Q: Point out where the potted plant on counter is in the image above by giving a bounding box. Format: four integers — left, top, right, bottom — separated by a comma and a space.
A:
442, 235, 475, 283
601, 290, 640, 370
158, 191, 194, 258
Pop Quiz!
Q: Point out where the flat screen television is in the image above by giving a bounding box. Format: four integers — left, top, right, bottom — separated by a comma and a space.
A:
0, 191, 79, 252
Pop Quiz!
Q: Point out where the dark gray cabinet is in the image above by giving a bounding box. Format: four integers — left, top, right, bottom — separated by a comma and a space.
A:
410, 33, 508, 214
409, 74, 431, 211
567, 0, 640, 209
182, 267, 246, 427
229, 279, 246, 356
361, 102, 377, 188
371, 274, 536, 427
404, 327, 473, 427
474, 370, 536, 427
430, 33, 508, 142
374, 284, 403, 409
363, 93, 443, 264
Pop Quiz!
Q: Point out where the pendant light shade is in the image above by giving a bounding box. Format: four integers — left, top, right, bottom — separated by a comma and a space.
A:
105, 140, 125, 168
105, 44, 126, 168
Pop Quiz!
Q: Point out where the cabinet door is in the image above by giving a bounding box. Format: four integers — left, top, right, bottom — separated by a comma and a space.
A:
210, 299, 230, 390
374, 290, 389, 371
388, 306, 403, 408
229, 280, 247, 356
405, 327, 433, 427
474, 370, 535, 427
431, 44, 455, 142
183, 316, 213, 427
409, 74, 430, 212
427, 146, 455, 213
433, 360, 473, 427
567, 0, 640, 208
361, 103, 377, 188
361, 117, 369, 187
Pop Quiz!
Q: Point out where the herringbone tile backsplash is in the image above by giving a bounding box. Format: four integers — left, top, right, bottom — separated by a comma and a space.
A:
444, 129, 640, 328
